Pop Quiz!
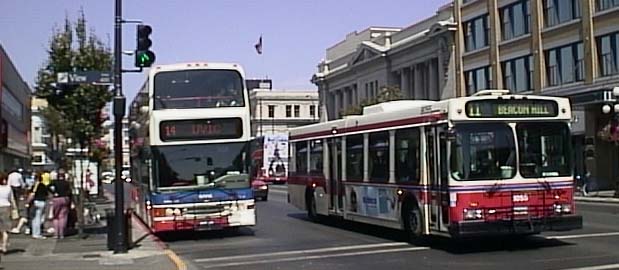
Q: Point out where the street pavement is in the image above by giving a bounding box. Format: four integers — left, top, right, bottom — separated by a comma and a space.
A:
162, 184, 619, 270
0, 186, 178, 270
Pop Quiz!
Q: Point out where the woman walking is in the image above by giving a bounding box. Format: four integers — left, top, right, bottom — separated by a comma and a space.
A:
30, 173, 50, 239
0, 172, 18, 252
49, 170, 71, 239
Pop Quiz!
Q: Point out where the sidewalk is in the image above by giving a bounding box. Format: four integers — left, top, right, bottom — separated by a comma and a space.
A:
575, 190, 619, 203
0, 200, 180, 270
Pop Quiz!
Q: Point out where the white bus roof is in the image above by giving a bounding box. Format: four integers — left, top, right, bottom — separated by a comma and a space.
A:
149, 62, 246, 76
289, 91, 572, 141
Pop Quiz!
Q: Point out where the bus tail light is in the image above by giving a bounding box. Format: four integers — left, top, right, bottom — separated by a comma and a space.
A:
152, 208, 166, 217
463, 208, 483, 220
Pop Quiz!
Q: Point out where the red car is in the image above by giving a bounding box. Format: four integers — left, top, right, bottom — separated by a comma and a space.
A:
252, 180, 269, 201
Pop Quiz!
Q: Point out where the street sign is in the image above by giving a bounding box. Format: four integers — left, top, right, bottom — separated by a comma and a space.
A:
56, 71, 113, 85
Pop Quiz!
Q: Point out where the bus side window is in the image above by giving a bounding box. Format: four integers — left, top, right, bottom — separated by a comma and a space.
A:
369, 131, 389, 183
346, 135, 364, 181
296, 141, 309, 175
309, 140, 323, 176
395, 128, 421, 184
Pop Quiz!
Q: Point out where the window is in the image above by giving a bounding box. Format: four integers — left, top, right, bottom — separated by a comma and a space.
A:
296, 141, 308, 174
545, 42, 584, 86
501, 1, 531, 40
294, 105, 300, 117
286, 105, 292, 117
309, 105, 316, 117
395, 128, 421, 184
544, 0, 580, 27
597, 32, 619, 77
502, 55, 534, 92
346, 135, 364, 181
268, 105, 275, 118
309, 140, 323, 175
369, 132, 389, 182
450, 123, 517, 181
517, 123, 571, 178
463, 15, 489, 51
1, 86, 23, 121
33, 155, 43, 163
598, 0, 619, 11
465, 66, 492, 95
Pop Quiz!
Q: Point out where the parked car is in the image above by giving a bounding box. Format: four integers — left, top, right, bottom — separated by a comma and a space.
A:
252, 180, 269, 201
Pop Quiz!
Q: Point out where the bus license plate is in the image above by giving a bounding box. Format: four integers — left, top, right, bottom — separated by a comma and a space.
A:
513, 194, 529, 202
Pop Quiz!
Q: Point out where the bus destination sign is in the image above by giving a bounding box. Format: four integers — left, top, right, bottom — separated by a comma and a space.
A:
465, 99, 558, 118
160, 118, 242, 141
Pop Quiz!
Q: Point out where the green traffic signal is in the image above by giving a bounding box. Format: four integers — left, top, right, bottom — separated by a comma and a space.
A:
135, 24, 155, 68
135, 50, 156, 67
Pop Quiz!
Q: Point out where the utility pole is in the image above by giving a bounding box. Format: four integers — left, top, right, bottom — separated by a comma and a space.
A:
113, 0, 128, 254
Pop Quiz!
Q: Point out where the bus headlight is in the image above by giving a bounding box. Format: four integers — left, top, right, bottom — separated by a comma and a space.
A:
173, 208, 182, 216
464, 208, 483, 220
165, 208, 174, 216
554, 203, 571, 214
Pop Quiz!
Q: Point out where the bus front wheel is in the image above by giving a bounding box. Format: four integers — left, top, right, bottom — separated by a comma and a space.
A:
403, 202, 424, 243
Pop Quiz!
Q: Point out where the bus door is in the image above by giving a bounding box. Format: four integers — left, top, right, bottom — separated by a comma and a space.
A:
328, 137, 343, 213
426, 125, 449, 232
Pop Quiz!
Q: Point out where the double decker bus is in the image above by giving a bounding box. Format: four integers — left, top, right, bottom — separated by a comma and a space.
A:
129, 62, 256, 233
288, 90, 582, 239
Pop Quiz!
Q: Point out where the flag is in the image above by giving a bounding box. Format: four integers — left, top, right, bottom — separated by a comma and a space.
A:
254, 35, 263, 55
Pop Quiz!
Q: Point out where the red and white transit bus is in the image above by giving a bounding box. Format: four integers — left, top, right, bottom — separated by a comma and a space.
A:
288, 90, 582, 239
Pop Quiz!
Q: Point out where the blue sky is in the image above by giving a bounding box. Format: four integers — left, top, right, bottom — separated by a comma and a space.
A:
0, 0, 448, 100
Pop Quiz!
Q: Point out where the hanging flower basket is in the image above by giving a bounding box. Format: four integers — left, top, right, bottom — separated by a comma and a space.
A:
597, 121, 619, 143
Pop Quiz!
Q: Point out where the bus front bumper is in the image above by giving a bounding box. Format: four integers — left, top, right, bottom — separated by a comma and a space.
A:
449, 215, 583, 238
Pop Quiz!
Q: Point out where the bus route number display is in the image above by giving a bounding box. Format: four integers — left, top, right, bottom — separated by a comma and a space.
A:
466, 99, 558, 118
160, 118, 242, 141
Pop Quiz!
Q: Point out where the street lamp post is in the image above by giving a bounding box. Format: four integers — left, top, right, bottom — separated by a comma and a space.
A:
601, 86, 619, 198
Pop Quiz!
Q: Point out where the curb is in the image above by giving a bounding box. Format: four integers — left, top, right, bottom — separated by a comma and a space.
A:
131, 213, 187, 270
575, 196, 619, 204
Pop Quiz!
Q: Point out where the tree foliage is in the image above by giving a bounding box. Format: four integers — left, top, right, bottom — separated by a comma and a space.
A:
34, 10, 112, 154
341, 85, 403, 117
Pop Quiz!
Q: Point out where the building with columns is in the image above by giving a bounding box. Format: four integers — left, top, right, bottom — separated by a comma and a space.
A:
312, 4, 456, 120
453, 0, 619, 190
249, 89, 319, 137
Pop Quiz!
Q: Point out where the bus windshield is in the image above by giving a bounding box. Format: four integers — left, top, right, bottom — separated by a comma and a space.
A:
152, 143, 249, 190
154, 69, 244, 109
450, 123, 517, 181
517, 122, 571, 178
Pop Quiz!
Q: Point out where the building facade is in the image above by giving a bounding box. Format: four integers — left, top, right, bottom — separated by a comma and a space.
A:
249, 89, 320, 137
453, 0, 619, 190
0, 44, 31, 171
312, 5, 456, 120
31, 97, 55, 170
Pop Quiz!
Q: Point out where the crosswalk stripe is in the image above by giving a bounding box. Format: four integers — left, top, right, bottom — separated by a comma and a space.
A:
546, 232, 619, 240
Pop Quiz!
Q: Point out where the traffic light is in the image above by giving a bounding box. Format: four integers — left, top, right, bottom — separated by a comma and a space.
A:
135, 24, 155, 67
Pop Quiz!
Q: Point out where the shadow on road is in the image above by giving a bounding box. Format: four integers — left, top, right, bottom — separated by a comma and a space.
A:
157, 227, 255, 242
287, 212, 573, 254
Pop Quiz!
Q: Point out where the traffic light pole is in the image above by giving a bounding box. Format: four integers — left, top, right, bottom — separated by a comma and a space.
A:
113, 0, 128, 254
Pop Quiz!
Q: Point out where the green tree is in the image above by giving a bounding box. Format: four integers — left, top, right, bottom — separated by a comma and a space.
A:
34, 10, 113, 235
341, 85, 404, 117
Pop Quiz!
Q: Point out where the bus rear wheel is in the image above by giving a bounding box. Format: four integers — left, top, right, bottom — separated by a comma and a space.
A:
403, 203, 424, 243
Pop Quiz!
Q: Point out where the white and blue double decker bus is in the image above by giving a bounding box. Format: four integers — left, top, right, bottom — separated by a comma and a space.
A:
129, 62, 256, 233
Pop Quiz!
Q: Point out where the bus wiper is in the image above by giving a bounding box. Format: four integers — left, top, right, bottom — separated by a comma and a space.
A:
153, 96, 167, 109
538, 179, 552, 192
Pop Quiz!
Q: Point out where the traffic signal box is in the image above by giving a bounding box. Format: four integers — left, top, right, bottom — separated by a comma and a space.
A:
135, 24, 155, 68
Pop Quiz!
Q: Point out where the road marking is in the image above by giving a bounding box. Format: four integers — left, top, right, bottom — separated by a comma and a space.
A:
199, 246, 429, 268
195, 242, 410, 262
165, 249, 188, 270
269, 188, 287, 194
546, 232, 619, 240
556, 263, 619, 270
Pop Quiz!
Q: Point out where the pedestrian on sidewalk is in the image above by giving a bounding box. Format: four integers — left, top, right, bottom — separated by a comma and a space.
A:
49, 169, 72, 239
29, 173, 50, 239
0, 171, 19, 253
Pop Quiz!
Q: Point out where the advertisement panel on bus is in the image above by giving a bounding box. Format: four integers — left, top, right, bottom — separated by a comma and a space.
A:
262, 133, 288, 183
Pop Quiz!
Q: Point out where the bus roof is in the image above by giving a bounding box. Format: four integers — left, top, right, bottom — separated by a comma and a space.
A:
289, 91, 572, 141
149, 62, 246, 76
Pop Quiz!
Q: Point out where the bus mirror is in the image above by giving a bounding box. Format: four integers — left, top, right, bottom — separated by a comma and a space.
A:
445, 130, 457, 141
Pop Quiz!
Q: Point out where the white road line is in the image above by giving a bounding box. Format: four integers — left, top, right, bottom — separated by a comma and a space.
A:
269, 188, 287, 194
199, 246, 429, 269
546, 232, 619, 240
194, 242, 410, 263
556, 263, 619, 270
